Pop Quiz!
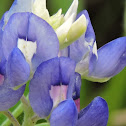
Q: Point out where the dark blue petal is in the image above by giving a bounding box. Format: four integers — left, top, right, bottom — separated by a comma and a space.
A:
29, 14, 59, 71
76, 10, 95, 43
2, 12, 29, 59
0, 57, 7, 76
6, 48, 30, 87
60, 57, 76, 85
77, 97, 108, 126
89, 37, 126, 79
29, 57, 60, 118
50, 99, 78, 126
67, 72, 81, 100
0, 84, 25, 111
67, 72, 81, 112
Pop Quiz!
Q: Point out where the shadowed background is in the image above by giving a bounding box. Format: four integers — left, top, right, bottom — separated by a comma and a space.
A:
0, 0, 126, 125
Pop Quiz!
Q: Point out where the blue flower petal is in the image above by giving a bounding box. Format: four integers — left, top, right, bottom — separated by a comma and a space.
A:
2, 12, 29, 59
29, 13, 59, 71
6, 48, 30, 87
67, 72, 81, 112
0, 57, 7, 76
29, 58, 60, 118
76, 10, 95, 43
50, 99, 78, 126
60, 57, 76, 85
77, 96, 108, 126
69, 35, 90, 63
67, 72, 81, 100
0, 84, 25, 111
89, 37, 126, 81
68, 10, 96, 63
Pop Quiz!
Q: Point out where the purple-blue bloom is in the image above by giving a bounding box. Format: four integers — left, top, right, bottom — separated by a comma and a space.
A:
0, 11, 59, 111
29, 57, 108, 125
29, 57, 76, 118
61, 10, 126, 82
2, 12, 59, 75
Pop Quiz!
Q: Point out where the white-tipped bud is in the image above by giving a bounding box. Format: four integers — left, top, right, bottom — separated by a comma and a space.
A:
56, 13, 75, 47
64, 0, 78, 21
67, 14, 87, 44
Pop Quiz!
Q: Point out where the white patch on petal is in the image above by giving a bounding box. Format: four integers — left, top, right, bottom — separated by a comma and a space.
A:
17, 38, 37, 66
64, 0, 78, 21
92, 41, 98, 58
50, 85, 68, 108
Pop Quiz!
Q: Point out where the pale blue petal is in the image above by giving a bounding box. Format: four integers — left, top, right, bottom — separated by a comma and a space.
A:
29, 13, 59, 71
89, 37, 126, 79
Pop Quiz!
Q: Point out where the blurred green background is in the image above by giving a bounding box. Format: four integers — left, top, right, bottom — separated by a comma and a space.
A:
0, 0, 126, 126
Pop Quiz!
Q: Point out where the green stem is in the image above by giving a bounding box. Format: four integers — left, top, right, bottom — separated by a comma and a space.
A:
20, 95, 29, 106
21, 95, 37, 126
2, 103, 23, 126
2, 110, 20, 126
31, 115, 40, 123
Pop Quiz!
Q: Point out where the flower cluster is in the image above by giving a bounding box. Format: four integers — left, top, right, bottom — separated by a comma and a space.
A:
0, 0, 126, 125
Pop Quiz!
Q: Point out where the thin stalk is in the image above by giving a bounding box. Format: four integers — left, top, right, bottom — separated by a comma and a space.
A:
2, 103, 23, 126
2, 110, 20, 126
20, 95, 29, 106
21, 95, 37, 126
31, 115, 40, 123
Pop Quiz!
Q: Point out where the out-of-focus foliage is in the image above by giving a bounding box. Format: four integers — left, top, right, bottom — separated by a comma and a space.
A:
0, 0, 126, 126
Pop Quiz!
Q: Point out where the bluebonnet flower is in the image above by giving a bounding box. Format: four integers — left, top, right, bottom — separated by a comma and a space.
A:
1, 12, 59, 75
29, 57, 108, 125
60, 10, 126, 82
29, 57, 76, 117
0, 11, 59, 110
